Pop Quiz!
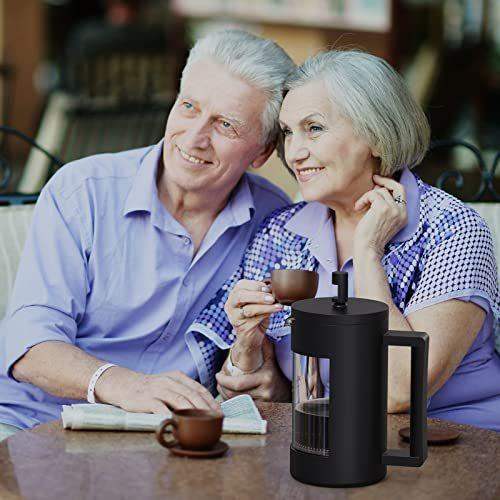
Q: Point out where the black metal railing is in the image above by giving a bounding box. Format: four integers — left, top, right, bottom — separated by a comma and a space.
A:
421, 139, 499, 202
0, 125, 64, 205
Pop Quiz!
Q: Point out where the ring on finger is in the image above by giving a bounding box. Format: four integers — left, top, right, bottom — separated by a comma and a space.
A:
393, 194, 406, 205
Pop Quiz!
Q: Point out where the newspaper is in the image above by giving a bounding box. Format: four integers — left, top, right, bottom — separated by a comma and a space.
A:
62, 394, 267, 434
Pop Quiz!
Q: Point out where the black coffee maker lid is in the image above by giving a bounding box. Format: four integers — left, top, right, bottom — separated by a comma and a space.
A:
292, 271, 388, 325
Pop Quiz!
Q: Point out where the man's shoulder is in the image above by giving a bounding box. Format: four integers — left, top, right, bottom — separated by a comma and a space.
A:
46, 145, 152, 199
245, 172, 291, 209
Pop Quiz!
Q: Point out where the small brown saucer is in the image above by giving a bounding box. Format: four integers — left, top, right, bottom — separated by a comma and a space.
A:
168, 440, 229, 459
399, 425, 461, 445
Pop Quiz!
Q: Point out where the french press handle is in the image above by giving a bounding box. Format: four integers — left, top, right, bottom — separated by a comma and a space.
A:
382, 330, 429, 467
331, 271, 348, 309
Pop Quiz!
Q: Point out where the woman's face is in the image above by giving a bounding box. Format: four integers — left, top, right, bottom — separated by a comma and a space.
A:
279, 79, 379, 206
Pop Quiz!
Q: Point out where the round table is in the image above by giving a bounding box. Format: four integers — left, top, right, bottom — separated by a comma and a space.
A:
0, 403, 499, 499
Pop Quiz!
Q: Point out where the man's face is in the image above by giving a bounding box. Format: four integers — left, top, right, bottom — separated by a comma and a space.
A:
162, 59, 269, 196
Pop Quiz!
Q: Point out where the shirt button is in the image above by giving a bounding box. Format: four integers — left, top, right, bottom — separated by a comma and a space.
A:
183, 237, 191, 246
183, 277, 190, 286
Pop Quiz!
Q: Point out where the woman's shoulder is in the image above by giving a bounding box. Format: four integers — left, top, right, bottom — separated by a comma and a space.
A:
416, 176, 492, 240
242, 201, 314, 277
387, 176, 498, 319
258, 201, 308, 230
246, 202, 310, 258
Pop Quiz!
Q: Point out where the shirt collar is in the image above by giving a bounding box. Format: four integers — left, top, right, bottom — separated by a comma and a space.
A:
390, 167, 420, 243
123, 139, 255, 230
227, 174, 255, 227
285, 201, 328, 240
122, 140, 163, 216
285, 167, 421, 244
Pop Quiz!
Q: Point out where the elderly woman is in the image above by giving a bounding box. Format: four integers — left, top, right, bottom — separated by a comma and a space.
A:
186, 50, 500, 431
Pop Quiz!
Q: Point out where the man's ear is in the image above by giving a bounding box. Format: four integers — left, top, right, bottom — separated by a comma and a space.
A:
250, 141, 276, 170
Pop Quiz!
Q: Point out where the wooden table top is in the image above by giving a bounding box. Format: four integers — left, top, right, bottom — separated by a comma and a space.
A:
0, 403, 499, 500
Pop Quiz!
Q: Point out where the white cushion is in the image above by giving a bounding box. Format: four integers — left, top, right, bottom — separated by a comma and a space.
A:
0, 202, 497, 318
0, 205, 34, 319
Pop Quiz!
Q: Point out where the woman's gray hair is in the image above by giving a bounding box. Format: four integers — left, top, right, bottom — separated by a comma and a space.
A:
282, 50, 430, 175
182, 29, 295, 145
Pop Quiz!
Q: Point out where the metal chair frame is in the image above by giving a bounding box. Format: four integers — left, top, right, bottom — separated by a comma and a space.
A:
0, 125, 64, 205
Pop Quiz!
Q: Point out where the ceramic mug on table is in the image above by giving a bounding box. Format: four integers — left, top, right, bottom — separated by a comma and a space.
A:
156, 409, 223, 451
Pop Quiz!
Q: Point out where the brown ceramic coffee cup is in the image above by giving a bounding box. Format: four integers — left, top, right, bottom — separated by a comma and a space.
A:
155, 409, 223, 451
265, 269, 319, 305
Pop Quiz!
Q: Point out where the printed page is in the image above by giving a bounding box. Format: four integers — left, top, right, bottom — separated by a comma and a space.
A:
61, 395, 267, 434
220, 394, 262, 420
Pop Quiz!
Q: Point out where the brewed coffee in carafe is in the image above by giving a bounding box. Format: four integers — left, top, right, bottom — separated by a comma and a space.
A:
292, 354, 330, 456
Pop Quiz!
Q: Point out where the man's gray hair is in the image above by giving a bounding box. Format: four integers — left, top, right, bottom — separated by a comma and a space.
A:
182, 29, 295, 145
282, 50, 430, 175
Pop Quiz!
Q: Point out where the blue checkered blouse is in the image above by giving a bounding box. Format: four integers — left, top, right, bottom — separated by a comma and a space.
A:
186, 173, 499, 394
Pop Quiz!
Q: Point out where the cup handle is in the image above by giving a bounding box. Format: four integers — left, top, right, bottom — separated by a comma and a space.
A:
263, 277, 278, 301
263, 278, 272, 290
155, 418, 178, 448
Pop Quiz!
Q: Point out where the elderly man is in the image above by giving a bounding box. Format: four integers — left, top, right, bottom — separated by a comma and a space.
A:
0, 30, 294, 440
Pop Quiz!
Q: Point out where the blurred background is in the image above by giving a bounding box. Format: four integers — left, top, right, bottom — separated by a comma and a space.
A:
0, 0, 498, 202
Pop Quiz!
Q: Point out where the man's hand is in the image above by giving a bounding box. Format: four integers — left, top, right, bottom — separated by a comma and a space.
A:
96, 367, 221, 415
215, 337, 291, 402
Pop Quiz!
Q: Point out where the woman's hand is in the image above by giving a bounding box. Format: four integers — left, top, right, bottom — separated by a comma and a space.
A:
224, 279, 283, 372
353, 174, 408, 258
216, 337, 291, 402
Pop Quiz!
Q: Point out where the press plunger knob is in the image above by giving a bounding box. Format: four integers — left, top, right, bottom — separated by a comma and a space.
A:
332, 271, 348, 309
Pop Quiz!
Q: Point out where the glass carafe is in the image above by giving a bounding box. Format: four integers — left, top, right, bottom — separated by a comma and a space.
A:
292, 354, 330, 456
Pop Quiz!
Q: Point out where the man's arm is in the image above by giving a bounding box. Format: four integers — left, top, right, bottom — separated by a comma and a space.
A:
12, 340, 219, 412
2, 180, 218, 413
12, 341, 140, 406
12, 341, 112, 400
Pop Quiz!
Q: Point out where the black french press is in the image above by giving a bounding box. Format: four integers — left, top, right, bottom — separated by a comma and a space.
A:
290, 271, 429, 487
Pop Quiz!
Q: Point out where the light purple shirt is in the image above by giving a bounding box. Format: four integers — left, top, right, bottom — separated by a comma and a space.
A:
274, 168, 500, 430
0, 141, 289, 429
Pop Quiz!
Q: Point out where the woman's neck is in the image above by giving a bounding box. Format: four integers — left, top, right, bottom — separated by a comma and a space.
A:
325, 178, 373, 226
324, 174, 375, 267
327, 201, 365, 226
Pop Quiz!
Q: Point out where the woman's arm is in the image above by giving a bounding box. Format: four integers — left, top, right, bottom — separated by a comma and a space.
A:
223, 279, 283, 372
216, 337, 292, 402
354, 251, 484, 412
352, 174, 490, 412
